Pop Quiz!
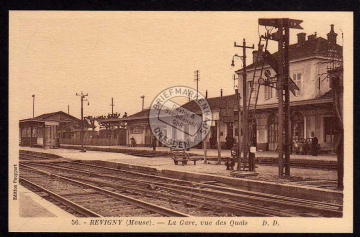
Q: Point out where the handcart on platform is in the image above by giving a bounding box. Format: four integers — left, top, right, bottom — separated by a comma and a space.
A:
170, 148, 202, 166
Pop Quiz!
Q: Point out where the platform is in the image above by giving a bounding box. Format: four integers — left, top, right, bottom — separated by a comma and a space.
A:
19, 185, 74, 218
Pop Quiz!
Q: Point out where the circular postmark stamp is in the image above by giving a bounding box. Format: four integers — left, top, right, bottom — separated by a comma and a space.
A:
149, 86, 212, 150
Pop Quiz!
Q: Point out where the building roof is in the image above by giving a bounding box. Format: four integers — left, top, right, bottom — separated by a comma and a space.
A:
182, 94, 237, 113
236, 36, 342, 73
118, 95, 237, 122
108, 109, 151, 122
33, 111, 80, 121
20, 111, 91, 128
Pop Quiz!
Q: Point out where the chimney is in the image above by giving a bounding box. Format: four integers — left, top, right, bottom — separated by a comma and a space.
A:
220, 89, 223, 97
252, 44, 264, 63
297, 32, 306, 44
327, 24, 337, 46
205, 90, 208, 99
307, 32, 317, 41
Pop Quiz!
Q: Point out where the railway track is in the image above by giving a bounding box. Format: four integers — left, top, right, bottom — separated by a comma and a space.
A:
20, 160, 342, 217
20, 165, 190, 217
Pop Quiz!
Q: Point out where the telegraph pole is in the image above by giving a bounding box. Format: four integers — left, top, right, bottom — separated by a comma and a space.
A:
234, 39, 254, 170
76, 91, 88, 152
194, 70, 200, 100
110, 97, 115, 115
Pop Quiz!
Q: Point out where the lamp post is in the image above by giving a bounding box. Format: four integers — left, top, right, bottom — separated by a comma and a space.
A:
76, 91, 89, 152
232, 54, 244, 170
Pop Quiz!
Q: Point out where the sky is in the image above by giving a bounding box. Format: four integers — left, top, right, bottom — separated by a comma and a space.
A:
10, 11, 352, 120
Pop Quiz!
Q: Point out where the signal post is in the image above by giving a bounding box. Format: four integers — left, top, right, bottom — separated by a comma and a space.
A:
258, 18, 302, 178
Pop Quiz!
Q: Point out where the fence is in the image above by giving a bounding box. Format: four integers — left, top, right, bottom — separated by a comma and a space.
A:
60, 138, 121, 146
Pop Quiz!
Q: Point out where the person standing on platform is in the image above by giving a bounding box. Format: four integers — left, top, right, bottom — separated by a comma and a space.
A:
152, 137, 157, 151
311, 132, 318, 156
130, 137, 136, 147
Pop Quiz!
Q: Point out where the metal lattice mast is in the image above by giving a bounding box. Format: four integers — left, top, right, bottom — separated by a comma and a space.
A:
110, 97, 115, 116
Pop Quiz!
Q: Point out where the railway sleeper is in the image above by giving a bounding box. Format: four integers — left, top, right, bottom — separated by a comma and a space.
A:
87, 202, 122, 209
58, 191, 99, 196
183, 202, 198, 208
111, 209, 153, 216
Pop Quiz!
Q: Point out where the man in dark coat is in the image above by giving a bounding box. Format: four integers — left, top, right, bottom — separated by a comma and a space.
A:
152, 137, 157, 151
311, 132, 318, 156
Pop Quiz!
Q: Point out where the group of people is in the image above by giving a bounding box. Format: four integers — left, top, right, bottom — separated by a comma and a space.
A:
225, 132, 318, 171
130, 136, 157, 151
129, 132, 319, 164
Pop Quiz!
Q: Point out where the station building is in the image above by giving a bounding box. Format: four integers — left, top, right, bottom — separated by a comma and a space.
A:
234, 24, 342, 152
112, 94, 238, 149
91, 93, 235, 149
19, 111, 93, 149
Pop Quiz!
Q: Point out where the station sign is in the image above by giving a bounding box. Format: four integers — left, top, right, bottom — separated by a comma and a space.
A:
258, 18, 303, 29
45, 121, 59, 126
288, 77, 300, 95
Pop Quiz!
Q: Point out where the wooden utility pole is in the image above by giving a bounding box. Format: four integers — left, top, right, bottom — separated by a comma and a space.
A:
329, 67, 344, 190
234, 38, 254, 170
204, 132, 209, 164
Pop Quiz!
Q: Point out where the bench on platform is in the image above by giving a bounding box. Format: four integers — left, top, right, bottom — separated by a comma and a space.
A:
170, 149, 203, 165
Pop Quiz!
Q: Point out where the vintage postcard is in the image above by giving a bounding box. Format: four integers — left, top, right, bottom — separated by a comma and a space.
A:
9, 11, 353, 233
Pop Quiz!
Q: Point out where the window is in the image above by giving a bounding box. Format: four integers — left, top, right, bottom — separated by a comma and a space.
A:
323, 117, 335, 142
292, 73, 302, 96
172, 126, 177, 139
264, 85, 273, 100
268, 114, 278, 144
292, 112, 304, 140
227, 123, 233, 137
